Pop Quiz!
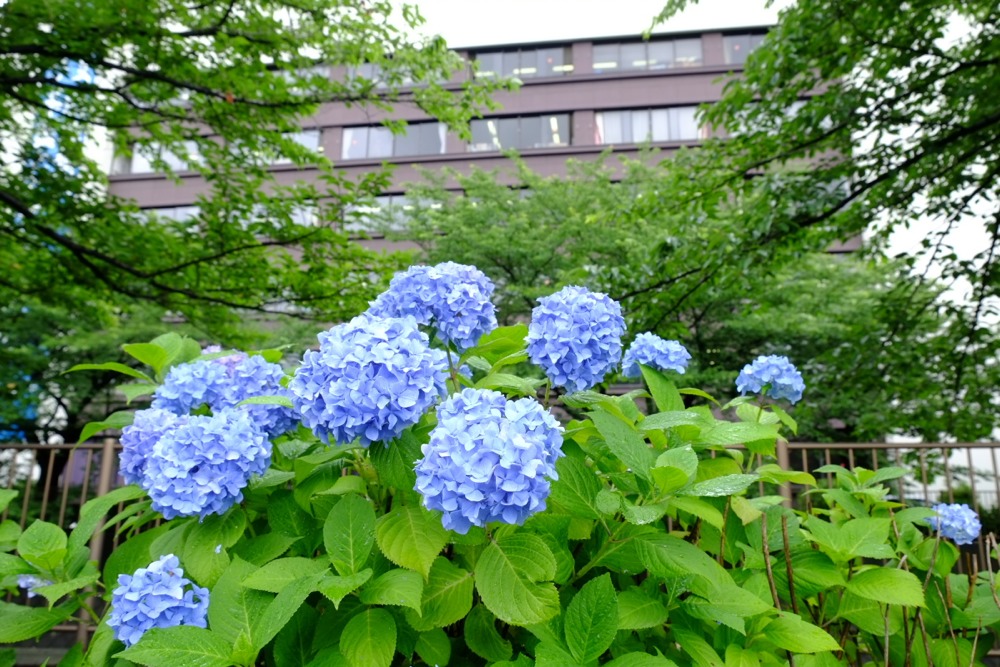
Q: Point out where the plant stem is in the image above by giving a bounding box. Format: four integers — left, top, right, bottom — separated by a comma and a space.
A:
781, 514, 799, 616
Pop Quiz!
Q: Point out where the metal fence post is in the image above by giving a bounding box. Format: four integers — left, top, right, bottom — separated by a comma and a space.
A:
75, 437, 117, 647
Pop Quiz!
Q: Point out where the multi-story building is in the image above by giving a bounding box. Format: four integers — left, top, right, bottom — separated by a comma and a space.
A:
105, 28, 778, 248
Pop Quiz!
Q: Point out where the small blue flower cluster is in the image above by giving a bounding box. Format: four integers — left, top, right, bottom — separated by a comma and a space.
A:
526, 286, 626, 393
119, 408, 180, 486
367, 262, 498, 351
17, 574, 52, 598
735, 355, 805, 404
108, 554, 209, 648
621, 333, 691, 379
152, 353, 297, 438
289, 315, 448, 447
141, 409, 270, 519
928, 503, 982, 546
415, 388, 564, 534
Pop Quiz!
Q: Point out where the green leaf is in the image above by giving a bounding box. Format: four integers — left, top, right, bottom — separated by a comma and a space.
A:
670, 496, 725, 529
679, 474, 758, 498
318, 569, 372, 608
590, 409, 654, 481
34, 572, 100, 607
637, 533, 730, 585
406, 557, 474, 631
0, 602, 71, 642
121, 343, 169, 375
641, 366, 684, 411
231, 533, 299, 566
273, 605, 318, 667
77, 411, 135, 444
358, 568, 423, 612
253, 575, 319, 652
183, 511, 245, 588
652, 446, 698, 494
464, 604, 512, 662
769, 405, 798, 435
754, 464, 815, 487
340, 608, 396, 667
249, 469, 296, 490
804, 516, 895, 562
207, 557, 270, 660
548, 456, 602, 519
606, 654, 679, 667
369, 432, 420, 490
474, 533, 559, 626
0, 553, 32, 577
763, 614, 841, 653
375, 506, 448, 579
17, 521, 67, 571
243, 558, 329, 594
0, 490, 16, 515
68, 485, 145, 553
564, 573, 618, 664
617, 589, 668, 630
323, 493, 375, 576
698, 422, 780, 448
57, 643, 83, 667
475, 372, 543, 396
845, 568, 925, 607
116, 626, 234, 667
237, 395, 295, 409
466, 324, 527, 364
66, 362, 154, 383
415, 630, 451, 666
117, 383, 159, 403
673, 626, 724, 667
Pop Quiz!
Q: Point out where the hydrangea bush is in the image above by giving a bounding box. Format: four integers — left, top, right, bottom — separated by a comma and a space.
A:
1, 261, 996, 667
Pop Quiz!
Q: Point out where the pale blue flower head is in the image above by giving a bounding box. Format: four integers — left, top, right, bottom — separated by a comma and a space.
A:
735, 355, 805, 404
622, 333, 691, 379
17, 574, 52, 598
526, 285, 626, 393
119, 408, 181, 486
141, 409, 270, 519
108, 554, 209, 648
152, 359, 228, 414
415, 388, 564, 534
367, 262, 498, 351
927, 503, 981, 546
289, 314, 447, 447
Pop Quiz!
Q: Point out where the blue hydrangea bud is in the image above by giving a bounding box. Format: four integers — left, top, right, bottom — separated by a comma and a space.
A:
367, 262, 498, 351
119, 408, 181, 486
621, 333, 691, 379
141, 409, 270, 519
289, 315, 448, 447
107, 554, 209, 648
735, 355, 805, 404
927, 503, 982, 546
17, 574, 52, 598
415, 388, 564, 534
526, 285, 626, 393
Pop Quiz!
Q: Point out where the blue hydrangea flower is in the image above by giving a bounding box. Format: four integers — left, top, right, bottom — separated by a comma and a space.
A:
119, 408, 181, 486
17, 574, 52, 598
152, 354, 297, 438
735, 355, 805, 404
141, 409, 270, 519
621, 333, 691, 379
414, 388, 564, 534
526, 285, 626, 393
107, 554, 209, 648
368, 262, 498, 351
289, 315, 448, 447
927, 503, 982, 546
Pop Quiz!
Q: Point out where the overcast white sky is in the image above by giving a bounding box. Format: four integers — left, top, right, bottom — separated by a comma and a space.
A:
406, 0, 786, 48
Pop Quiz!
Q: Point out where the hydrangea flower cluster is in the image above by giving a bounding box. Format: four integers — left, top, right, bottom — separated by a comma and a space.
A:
415, 388, 564, 534
289, 315, 448, 446
735, 355, 805, 404
152, 354, 297, 438
621, 333, 691, 379
140, 409, 270, 519
119, 408, 180, 486
17, 574, 52, 598
367, 262, 498, 351
526, 285, 626, 393
927, 503, 982, 546
108, 554, 209, 648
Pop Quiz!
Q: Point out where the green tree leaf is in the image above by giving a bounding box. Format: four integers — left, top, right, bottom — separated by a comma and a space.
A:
474, 533, 560, 626
564, 573, 618, 664
323, 493, 375, 576
406, 557, 474, 631
845, 568, 925, 607
464, 604, 513, 662
340, 608, 396, 667
116, 626, 234, 667
375, 505, 448, 579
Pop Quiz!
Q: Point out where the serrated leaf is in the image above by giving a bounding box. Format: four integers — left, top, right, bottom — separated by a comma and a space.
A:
474, 533, 559, 626
375, 506, 448, 578
670, 496, 724, 529
34, 572, 99, 607
804, 517, 895, 562
763, 614, 841, 653
698, 422, 779, 447
846, 568, 925, 607
318, 569, 372, 608
674, 626, 724, 667
340, 608, 396, 667
406, 557, 474, 631
590, 410, 654, 480
415, 628, 451, 666
237, 395, 295, 409
549, 456, 602, 519
116, 626, 234, 667
17, 520, 67, 571
323, 493, 375, 576
637, 533, 730, 585
617, 589, 668, 630
565, 573, 618, 663
641, 366, 684, 412
207, 557, 270, 657
359, 568, 423, 612
253, 575, 319, 652
0, 602, 70, 642
475, 372, 543, 396
464, 604, 513, 662
369, 432, 420, 490
606, 653, 679, 667
680, 474, 758, 497
121, 343, 169, 375
243, 558, 329, 593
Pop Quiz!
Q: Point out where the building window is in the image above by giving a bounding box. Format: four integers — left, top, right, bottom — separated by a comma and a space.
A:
344, 194, 441, 235
347, 63, 414, 89
273, 130, 323, 165
723, 33, 767, 65
341, 123, 446, 160
474, 47, 574, 79
112, 141, 201, 175
594, 107, 704, 144
592, 38, 702, 73
467, 115, 570, 152
143, 206, 200, 223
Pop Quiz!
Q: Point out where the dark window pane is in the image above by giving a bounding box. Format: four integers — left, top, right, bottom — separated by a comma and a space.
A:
537, 47, 563, 76
394, 126, 421, 156
647, 41, 674, 70
476, 53, 502, 78
550, 114, 569, 146
418, 124, 444, 154
621, 42, 647, 71
516, 50, 538, 78
593, 44, 619, 73
497, 117, 519, 149
675, 38, 703, 66
342, 127, 369, 159
723, 35, 752, 65
520, 116, 542, 148
650, 109, 670, 141
368, 127, 393, 158
469, 120, 494, 152
500, 52, 518, 77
